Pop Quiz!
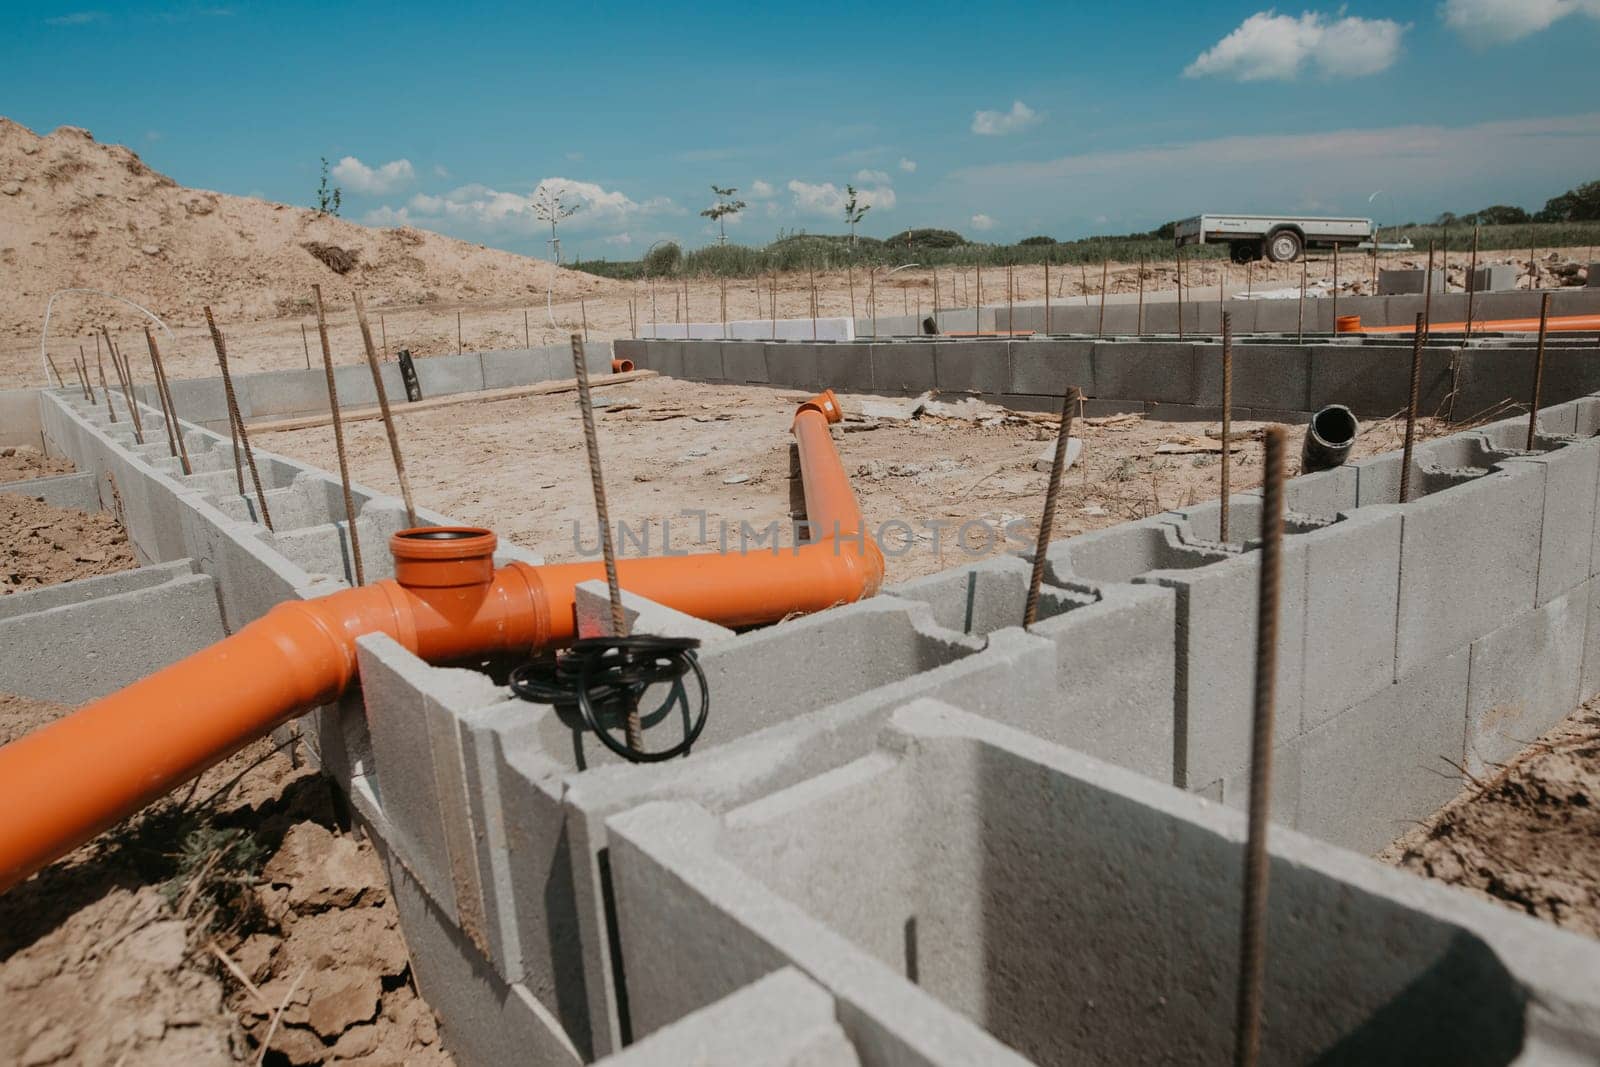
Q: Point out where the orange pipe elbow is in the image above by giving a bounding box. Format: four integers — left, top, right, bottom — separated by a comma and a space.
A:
0, 391, 881, 892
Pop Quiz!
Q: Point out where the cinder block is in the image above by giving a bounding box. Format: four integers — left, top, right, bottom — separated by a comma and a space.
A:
592, 969, 858, 1066
0, 470, 100, 510
409, 352, 486, 397
481, 348, 560, 389
867, 343, 936, 395
1307, 343, 1455, 416
1295, 650, 1469, 853
1080, 397, 1146, 417
1007, 339, 1093, 396
681, 342, 725, 382
1192, 343, 1310, 411
764, 343, 819, 391
1146, 403, 1218, 422
720, 342, 768, 384
933, 340, 1008, 394
1092, 342, 1195, 404
1395, 465, 1543, 675
1465, 582, 1588, 777
611, 701, 1578, 1065
384, 845, 583, 1067
0, 568, 227, 705
1299, 507, 1403, 727
1503, 441, 1600, 605
1379, 269, 1446, 295
1252, 299, 1309, 334
816, 343, 874, 393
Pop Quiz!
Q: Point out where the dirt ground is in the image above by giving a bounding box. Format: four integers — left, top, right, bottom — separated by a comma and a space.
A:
0, 479, 453, 1064
1382, 698, 1600, 938
0, 446, 76, 484
259, 376, 1449, 584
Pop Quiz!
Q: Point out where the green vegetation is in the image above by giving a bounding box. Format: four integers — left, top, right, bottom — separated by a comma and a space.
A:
571, 176, 1600, 280
314, 157, 341, 217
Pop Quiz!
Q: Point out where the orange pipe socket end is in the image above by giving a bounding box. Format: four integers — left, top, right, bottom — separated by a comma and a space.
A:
610, 358, 635, 373
0, 393, 881, 892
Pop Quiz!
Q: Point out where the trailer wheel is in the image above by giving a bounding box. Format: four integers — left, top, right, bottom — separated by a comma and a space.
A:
1229, 241, 1260, 264
1265, 228, 1303, 263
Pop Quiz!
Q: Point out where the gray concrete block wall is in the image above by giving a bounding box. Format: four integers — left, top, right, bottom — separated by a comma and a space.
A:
609, 701, 1600, 1064
27, 377, 1600, 1065
0, 470, 101, 511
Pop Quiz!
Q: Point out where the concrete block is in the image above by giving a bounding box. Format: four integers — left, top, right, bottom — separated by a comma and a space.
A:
1092, 342, 1195, 405
1299, 508, 1404, 727
639, 341, 684, 379
611, 700, 1580, 1065
1252, 299, 1310, 334
681, 341, 725, 382
868, 343, 936, 395
1294, 650, 1469, 853
1007, 339, 1094, 396
0, 470, 100, 510
1379, 269, 1445, 295
385, 844, 583, 1067
574, 579, 736, 646
1080, 397, 1146, 417
1504, 440, 1600, 605
719, 342, 768, 384
0, 387, 43, 448
355, 633, 505, 933
1308, 343, 1455, 416
592, 969, 858, 1067
1395, 465, 1543, 675
1192, 343, 1311, 412
763, 343, 819, 391
0, 568, 227, 706
481, 348, 559, 389
1147, 403, 1219, 422
816, 343, 874, 393
1468, 265, 1520, 293
1465, 583, 1588, 777
933, 340, 1008, 394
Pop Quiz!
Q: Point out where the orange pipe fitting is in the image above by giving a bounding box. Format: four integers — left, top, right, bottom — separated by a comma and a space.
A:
610, 358, 635, 373
0, 390, 881, 892
1337, 312, 1600, 335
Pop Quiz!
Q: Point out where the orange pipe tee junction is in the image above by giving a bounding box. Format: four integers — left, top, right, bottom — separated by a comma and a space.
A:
0, 390, 882, 892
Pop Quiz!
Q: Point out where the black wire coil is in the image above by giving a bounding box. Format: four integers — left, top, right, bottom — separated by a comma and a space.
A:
508, 635, 708, 763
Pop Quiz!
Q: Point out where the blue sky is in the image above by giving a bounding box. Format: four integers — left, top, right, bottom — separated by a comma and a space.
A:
6, 1, 1600, 259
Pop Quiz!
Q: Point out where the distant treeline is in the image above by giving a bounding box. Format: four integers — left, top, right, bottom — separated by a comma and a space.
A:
571, 179, 1600, 280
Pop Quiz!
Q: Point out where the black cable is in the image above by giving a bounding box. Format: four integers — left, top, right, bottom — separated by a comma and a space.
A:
508, 635, 708, 763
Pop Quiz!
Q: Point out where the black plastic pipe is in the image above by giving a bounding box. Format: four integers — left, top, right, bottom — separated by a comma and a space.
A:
1301, 404, 1359, 472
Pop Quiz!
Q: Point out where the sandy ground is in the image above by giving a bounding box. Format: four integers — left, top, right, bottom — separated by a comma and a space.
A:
1, 452, 140, 594
0, 447, 75, 484
1382, 697, 1600, 938
258, 376, 1450, 585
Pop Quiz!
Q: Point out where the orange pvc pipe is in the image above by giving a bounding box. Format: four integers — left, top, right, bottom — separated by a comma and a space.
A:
1336, 313, 1600, 335
0, 390, 881, 892
611, 358, 635, 373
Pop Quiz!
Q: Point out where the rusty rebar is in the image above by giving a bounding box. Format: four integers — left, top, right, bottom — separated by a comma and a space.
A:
142, 327, 180, 464
1044, 258, 1052, 333
45, 353, 66, 390
571, 333, 640, 750
1331, 243, 1340, 327
1177, 248, 1185, 339
69, 356, 89, 399
148, 331, 191, 476
1137, 255, 1145, 336
94, 353, 116, 422
103, 327, 144, 444
301, 322, 311, 370
1023, 386, 1081, 629
1422, 240, 1434, 340
352, 290, 417, 527
1220, 312, 1233, 542
1399, 313, 1426, 504
1232, 423, 1287, 1067
313, 285, 364, 586
1297, 260, 1306, 343
204, 307, 272, 531
1097, 259, 1108, 338
1466, 226, 1480, 337
1529, 293, 1551, 451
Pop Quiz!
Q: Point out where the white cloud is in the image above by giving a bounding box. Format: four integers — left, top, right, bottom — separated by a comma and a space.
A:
603, 233, 632, 246
1184, 11, 1405, 81
898, 157, 918, 173
749, 179, 775, 198
1441, 0, 1600, 46
787, 179, 896, 218
970, 213, 995, 231
854, 168, 892, 184
332, 156, 415, 195
367, 177, 675, 240
45, 11, 104, 25
432, 164, 450, 178
971, 100, 1039, 136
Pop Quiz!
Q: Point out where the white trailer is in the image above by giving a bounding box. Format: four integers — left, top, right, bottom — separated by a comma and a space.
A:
1173, 213, 1374, 264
